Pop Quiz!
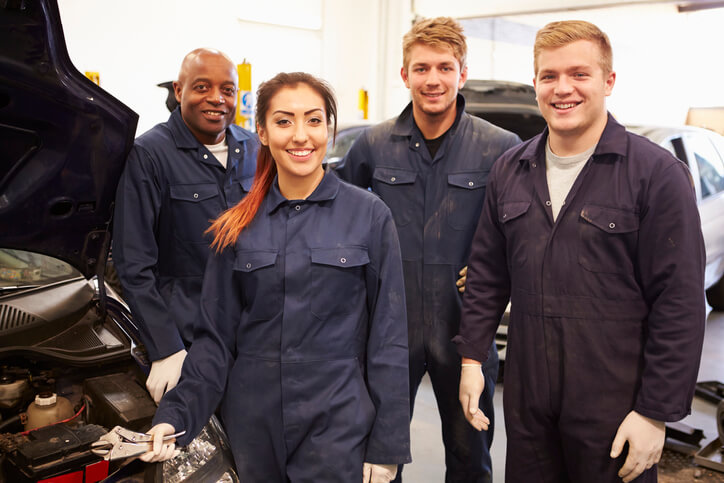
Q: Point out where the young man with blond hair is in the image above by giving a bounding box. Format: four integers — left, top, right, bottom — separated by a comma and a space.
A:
455, 20, 705, 482
340, 16, 520, 483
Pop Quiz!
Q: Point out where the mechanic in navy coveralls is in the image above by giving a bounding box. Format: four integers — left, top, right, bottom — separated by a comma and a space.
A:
338, 17, 520, 483
455, 21, 706, 483
140, 72, 411, 483
113, 48, 258, 403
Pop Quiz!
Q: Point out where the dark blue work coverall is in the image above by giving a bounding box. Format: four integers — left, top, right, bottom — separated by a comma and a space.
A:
338, 95, 521, 482
112, 108, 258, 360
154, 173, 412, 482
455, 115, 706, 482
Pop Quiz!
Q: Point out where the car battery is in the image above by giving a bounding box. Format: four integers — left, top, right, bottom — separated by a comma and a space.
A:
83, 372, 156, 432
2, 424, 109, 483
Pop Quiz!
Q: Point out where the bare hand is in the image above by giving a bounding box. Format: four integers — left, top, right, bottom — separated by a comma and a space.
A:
146, 349, 187, 404
610, 411, 665, 482
459, 363, 489, 431
362, 462, 397, 482
456, 266, 467, 293
139, 423, 180, 463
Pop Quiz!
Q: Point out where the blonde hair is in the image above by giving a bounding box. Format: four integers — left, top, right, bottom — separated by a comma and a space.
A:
402, 17, 467, 71
534, 20, 613, 75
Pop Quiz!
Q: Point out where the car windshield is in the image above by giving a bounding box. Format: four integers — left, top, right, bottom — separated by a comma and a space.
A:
0, 248, 80, 289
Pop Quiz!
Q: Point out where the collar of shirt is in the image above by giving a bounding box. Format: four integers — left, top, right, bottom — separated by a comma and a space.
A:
518, 112, 629, 167
166, 107, 255, 150
266, 171, 340, 214
391, 93, 467, 139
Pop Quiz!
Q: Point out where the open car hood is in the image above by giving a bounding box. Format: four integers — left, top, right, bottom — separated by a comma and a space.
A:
460, 79, 545, 140
0, 0, 138, 278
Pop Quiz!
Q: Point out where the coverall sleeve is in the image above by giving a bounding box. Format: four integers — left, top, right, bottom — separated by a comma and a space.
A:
453, 165, 512, 363
633, 161, 706, 422
364, 207, 412, 464
152, 247, 239, 446
112, 145, 183, 361
336, 129, 373, 188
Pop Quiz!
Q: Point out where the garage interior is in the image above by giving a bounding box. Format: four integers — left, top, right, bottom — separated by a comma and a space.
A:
51, 1, 724, 482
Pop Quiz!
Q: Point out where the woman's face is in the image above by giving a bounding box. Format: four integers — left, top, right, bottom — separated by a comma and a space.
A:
258, 84, 328, 192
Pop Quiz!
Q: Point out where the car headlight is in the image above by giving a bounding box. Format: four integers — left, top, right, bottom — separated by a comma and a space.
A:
157, 415, 238, 483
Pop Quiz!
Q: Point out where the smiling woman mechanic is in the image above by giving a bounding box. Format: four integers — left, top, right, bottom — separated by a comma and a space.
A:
140, 72, 411, 483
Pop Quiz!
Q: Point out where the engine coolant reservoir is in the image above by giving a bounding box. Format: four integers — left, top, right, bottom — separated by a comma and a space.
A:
24, 393, 74, 431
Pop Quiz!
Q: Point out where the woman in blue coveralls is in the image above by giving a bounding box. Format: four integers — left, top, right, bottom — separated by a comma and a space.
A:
140, 72, 412, 483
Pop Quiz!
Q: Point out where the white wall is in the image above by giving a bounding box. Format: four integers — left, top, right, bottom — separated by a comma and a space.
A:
57, 0, 406, 135
416, 2, 724, 126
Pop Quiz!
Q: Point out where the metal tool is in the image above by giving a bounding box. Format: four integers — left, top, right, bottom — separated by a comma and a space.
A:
91, 425, 185, 461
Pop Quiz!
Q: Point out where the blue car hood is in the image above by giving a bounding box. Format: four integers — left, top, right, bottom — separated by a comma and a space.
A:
0, 0, 138, 278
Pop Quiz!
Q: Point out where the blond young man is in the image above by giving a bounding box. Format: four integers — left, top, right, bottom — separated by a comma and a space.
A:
340, 17, 520, 483
456, 20, 705, 483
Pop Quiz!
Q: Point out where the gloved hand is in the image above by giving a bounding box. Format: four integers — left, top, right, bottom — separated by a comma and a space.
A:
146, 349, 187, 404
362, 462, 397, 482
610, 410, 665, 482
459, 359, 489, 431
139, 423, 180, 463
456, 266, 467, 293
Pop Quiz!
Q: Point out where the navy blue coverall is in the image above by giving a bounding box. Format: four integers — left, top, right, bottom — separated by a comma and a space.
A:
154, 173, 412, 482
339, 95, 521, 482
112, 108, 258, 360
455, 115, 706, 482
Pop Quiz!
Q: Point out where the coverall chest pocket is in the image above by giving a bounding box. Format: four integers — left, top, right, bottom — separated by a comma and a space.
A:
446, 171, 487, 230
310, 247, 369, 321
578, 204, 639, 274
234, 250, 281, 321
499, 201, 531, 267
169, 183, 221, 243
372, 167, 417, 227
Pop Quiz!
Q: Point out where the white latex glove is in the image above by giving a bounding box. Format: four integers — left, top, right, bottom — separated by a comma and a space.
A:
146, 349, 187, 404
139, 423, 180, 463
459, 361, 489, 431
456, 266, 467, 293
362, 462, 397, 483
610, 410, 665, 482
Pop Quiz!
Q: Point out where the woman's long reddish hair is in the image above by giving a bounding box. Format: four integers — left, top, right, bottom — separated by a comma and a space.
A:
207, 72, 338, 252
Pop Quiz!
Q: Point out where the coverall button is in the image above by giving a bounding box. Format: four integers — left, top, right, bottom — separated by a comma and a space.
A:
295, 205, 301, 211
235, 148, 240, 153
502, 213, 507, 219
246, 263, 251, 269
415, 142, 420, 148
193, 193, 199, 199
609, 222, 616, 229
203, 154, 208, 159
390, 177, 396, 182
340, 257, 347, 263
545, 200, 551, 206
532, 162, 537, 168
468, 181, 474, 187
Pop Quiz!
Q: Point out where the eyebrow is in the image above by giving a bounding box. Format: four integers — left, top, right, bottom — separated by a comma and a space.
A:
272, 108, 324, 116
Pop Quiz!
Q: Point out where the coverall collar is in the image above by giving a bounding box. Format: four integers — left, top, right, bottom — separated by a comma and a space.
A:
266, 171, 340, 213
166, 107, 255, 150
391, 94, 467, 139
518, 112, 629, 166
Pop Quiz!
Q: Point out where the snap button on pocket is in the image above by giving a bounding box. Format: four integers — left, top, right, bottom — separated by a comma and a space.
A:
609, 222, 616, 229
340, 257, 347, 263
295, 205, 301, 211
246, 263, 252, 269
546, 200, 551, 206
415, 142, 420, 148
193, 193, 199, 199
468, 181, 474, 187
235, 148, 240, 153
532, 163, 537, 168
503, 213, 507, 219
390, 177, 396, 182
203, 154, 208, 159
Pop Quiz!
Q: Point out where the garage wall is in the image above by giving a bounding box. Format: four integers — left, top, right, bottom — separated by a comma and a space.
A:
57, 0, 411, 135
417, 2, 723, 126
